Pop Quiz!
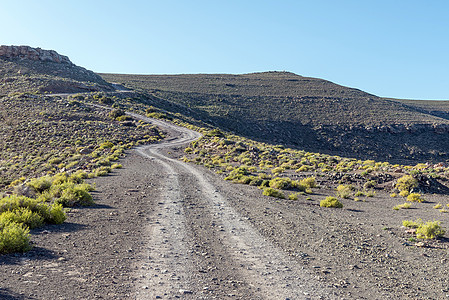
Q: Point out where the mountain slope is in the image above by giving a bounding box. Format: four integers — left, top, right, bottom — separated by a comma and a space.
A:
0, 45, 113, 94
101, 72, 449, 163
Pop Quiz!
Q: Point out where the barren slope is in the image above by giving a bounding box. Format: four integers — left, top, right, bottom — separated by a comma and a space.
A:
101, 72, 449, 163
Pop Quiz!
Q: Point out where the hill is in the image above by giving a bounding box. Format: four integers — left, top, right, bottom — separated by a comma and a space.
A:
0, 45, 162, 188
0, 45, 113, 94
100, 72, 449, 163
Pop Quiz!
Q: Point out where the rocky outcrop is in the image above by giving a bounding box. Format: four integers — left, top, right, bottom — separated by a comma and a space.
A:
0, 45, 72, 64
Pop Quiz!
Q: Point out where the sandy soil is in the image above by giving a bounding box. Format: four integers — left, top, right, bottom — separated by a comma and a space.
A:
2, 114, 449, 299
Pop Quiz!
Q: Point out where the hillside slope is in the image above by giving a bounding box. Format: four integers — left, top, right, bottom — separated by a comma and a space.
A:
0, 45, 113, 94
101, 72, 449, 163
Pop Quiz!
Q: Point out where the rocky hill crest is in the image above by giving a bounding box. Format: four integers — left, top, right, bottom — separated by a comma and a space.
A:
0, 45, 72, 64
0, 45, 113, 94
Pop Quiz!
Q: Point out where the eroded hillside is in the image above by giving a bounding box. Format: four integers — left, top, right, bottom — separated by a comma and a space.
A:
101, 72, 449, 163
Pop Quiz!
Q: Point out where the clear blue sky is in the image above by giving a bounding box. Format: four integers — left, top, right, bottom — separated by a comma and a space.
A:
1, 0, 448, 100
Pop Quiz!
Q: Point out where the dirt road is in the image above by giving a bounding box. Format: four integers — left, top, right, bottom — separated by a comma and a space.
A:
128, 114, 333, 299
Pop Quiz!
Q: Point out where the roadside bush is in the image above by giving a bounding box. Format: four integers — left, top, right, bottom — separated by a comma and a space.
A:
116, 115, 132, 122
53, 183, 94, 207
0, 208, 44, 229
269, 177, 291, 190
49, 203, 66, 224
225, 166, 249, 181
0, 222, 31, 254
262, 188, 285, 199
320, 196, 343, 208
206, 129, 225, 137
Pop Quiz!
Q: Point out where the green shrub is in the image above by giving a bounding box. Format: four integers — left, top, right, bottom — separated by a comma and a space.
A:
0, 208, 44, 229
396, 175, 418, 192
363, 180, 377, 189
288, 193, 299, 200
54, 183, 94, 207
269, 177, 291, 190
99, 141, 114, 149
225, 166, 249, 181
27, 176, 52, 193
49, 203, 66, 224
262, 188, 285, 199
111, 163, 123, 169
0, 195, 66, 225
116, 115, 132, 122
299, 177, 317, 188
393, 203, 412, 210
354, 191, 365, 197
295, 165, 310, 172
416, 221, 445, 239
402, 219, 445, 239
403, 219, 421, 228
69, 171, 88, 183
399, 190, 409, 197
206, 129, 225, 137
0, 222, 31, 254
320, 196, 343, 208
406, 193, 425, 203
271, 167, 285, 174
109, 109, 125, 119
434, 203, 442, 209
336, 185, 353, 199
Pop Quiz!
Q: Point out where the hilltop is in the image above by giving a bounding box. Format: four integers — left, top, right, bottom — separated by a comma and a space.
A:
101, 72, 449, 163
0, 45, 113, 94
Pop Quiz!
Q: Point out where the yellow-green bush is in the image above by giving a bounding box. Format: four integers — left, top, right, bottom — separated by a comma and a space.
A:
269, 177, 291, 190
27, 176, 52, 193
403, 219, 445, 239
406, 193, 425, 203
262, 188, 285, 199
320, 196, 343, 208
396, 175, 418, 192
0, 208, 44, 229
0, 222, 31, 254
393, 203, 412, 210
299, 177, 317, 188
336, 185, 353, 199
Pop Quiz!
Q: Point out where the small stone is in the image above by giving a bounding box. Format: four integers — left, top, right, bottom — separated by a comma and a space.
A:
179, 289, 193, 294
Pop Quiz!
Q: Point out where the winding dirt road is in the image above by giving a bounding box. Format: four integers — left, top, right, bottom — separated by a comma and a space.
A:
126, 113, 333, 299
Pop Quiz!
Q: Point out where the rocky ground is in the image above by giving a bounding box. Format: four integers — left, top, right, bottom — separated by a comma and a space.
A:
2, 116, 449, 299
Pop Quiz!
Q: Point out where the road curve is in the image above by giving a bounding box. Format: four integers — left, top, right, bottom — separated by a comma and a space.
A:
129, 113, 334, 299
